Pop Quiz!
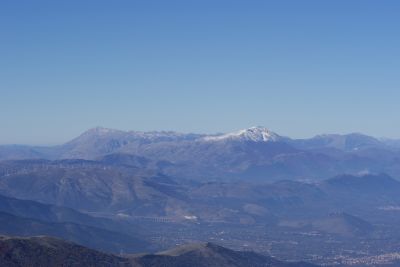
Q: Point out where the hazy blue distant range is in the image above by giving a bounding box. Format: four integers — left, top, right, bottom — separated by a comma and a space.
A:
1, 126, 400, 181
1, 127, 400, 266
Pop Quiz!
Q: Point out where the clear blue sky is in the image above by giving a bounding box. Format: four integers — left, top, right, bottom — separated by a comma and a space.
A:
1, 0, 400, 144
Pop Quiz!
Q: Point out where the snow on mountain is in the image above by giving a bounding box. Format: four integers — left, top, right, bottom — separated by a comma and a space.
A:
202, 126, 283, 142
77, 126, 284, 144
76, 127, 204, 142
80, 127, 123, 136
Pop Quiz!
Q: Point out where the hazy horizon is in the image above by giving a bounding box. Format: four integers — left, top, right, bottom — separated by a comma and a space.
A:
1, 125, 399, 146
2, 0, 400, 144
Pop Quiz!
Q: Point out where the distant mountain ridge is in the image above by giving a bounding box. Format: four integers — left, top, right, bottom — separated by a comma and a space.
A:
0, 159, 397, 227
2, 126, 396, 159
1, 126, 400, 181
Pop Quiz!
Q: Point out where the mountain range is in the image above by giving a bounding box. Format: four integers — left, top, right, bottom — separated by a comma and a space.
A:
1, 126, 400, 265
0, 157, 397, 227
1, 126, 400, 181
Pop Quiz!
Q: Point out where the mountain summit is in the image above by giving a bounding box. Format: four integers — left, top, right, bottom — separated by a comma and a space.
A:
203, 126, 282, 142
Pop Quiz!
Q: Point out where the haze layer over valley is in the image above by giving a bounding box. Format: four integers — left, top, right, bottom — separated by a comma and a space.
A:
1, 127, 400, 266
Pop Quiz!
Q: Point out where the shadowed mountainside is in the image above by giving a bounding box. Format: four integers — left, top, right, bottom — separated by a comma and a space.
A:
0, 236, 318, 267
0, 160, 398, 227
0, 236, 131, 267
0, 211, 147, 253
131, 242, 318, 267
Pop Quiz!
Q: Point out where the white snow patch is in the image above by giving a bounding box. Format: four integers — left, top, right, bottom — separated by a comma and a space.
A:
203, 126, 281, 142
184, 215, 198, 220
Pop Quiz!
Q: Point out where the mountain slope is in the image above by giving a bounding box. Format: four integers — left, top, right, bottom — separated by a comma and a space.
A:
60, 127, 204, 159
311, 212, 374, 237
0, 193, 150, 242
0, 193, 112, 226
0, 236, 130, 267
320, 173, 400, 210
132, 242, 318, 267
290, 133, 385, 152
1, 159, 399, 225
0, 211, 147, 253
0, 159, 189, 217
0, 236, 318, 267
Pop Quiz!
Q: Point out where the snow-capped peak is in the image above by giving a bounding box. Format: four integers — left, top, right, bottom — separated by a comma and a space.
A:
203, 126, 281, 142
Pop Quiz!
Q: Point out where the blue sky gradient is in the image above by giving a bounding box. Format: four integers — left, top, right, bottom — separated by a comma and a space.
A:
1, 0, 400, 144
